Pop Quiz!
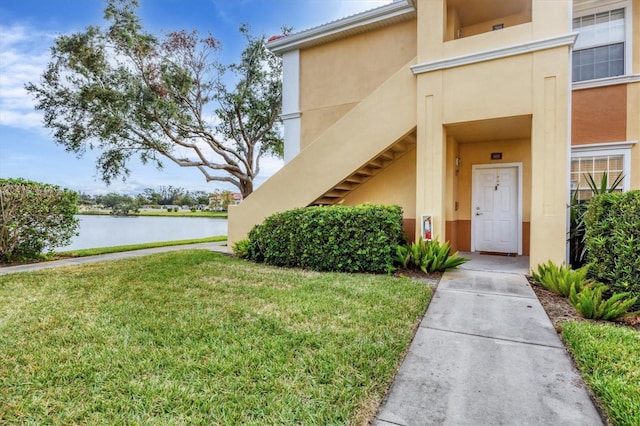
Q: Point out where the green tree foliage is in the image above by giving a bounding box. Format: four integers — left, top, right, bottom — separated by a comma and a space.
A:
209, 189, 236, 211
77, 191, 96, 205
98, 192, 133, 208
0, 179, 79, 262
26, 0, 283, 198
97, 193, 140, 215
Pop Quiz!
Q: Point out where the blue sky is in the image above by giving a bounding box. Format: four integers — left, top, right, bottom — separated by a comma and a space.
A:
0, 0, 392, 195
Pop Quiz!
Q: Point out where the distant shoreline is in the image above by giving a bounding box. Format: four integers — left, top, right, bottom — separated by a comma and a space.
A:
77, 210, 228, 219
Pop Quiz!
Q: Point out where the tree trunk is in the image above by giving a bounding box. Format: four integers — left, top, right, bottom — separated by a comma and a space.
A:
239, 180, 253, 199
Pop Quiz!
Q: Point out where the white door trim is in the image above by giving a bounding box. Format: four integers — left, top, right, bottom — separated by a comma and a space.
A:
471, 162, 523, 255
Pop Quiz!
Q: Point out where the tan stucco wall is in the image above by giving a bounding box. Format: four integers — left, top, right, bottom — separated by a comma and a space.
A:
442, 55, 533, 123
228, 58, 418, 246
415, 0, 570, 267
341, 148, 416, 216
299, 19, 417, 148
231, 0, 586, 265
529, 47, 571, 268
634, 0, 640, 73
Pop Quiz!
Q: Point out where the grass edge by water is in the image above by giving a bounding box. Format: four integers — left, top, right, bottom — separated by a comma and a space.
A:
54, 236, 227, 258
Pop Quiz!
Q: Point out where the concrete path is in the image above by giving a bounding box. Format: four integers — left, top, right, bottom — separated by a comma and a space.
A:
373, 260, 604, 425
0, 242, 228, 275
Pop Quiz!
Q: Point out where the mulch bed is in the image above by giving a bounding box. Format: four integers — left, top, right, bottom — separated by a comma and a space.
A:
527, 276, 640, 332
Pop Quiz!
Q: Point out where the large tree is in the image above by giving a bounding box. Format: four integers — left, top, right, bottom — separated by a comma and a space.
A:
26, 0, 284, 198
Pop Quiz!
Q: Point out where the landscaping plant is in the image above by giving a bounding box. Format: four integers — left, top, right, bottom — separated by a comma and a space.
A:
395, 238, 469, 273
585, 190, 640, 310
0, 178, 79, 262
568, 172, 624, 268
531, 260, 589, 297
247, 204, 404, 273
569, 283, 638, 321
232, 239, 251, 259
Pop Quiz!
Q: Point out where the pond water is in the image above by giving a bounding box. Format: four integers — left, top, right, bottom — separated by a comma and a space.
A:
58, 215, 228, 251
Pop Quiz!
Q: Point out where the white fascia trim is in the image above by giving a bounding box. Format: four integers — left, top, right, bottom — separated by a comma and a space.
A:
267, 0, 415, 55
411, 33, 579, 75
572, 74, 640, 90
571, 140, 637, 152
281, 112, 301, 120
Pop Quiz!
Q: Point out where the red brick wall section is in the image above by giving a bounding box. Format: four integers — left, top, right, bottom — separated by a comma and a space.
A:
572, 85, 627, 145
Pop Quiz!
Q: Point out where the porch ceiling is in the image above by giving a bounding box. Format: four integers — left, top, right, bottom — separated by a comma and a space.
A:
445, 115, 532, 143
447, 0, 530, 27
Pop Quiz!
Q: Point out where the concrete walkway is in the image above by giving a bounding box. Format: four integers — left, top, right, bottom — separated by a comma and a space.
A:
373, 254, 604, 426
0, 242, 228, 275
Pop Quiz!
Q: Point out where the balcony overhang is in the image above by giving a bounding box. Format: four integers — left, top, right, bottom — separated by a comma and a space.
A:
411, 33, 578, 74
267, 0, 416, 55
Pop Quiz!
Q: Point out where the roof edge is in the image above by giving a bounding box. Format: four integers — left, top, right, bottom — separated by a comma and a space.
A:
267, 0, 416, 55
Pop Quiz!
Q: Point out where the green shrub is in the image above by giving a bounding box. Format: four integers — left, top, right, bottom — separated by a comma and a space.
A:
569, 283, 638, 321
247, 204, 404, 273
0, 178, 79, 262
568, 172, 623, 268
531, 261, 589, 297
232, 239, 251, 259
395, 239, 469, 273
585, 191, 640, 309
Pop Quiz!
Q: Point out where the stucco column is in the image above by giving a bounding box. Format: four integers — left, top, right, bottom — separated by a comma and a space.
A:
416, 73, 447, 242
529, 47, 571, 268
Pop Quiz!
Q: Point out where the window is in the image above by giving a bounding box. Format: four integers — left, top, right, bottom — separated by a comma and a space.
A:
570, 144, 632, 201
572, 8, 626, 82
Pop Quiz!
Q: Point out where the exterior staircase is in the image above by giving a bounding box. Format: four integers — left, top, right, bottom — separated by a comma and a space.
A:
312, 131, 417, 205
228, 57, 418, 245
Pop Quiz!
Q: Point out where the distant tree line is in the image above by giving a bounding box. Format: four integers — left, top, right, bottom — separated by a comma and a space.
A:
77, 186, 239, 213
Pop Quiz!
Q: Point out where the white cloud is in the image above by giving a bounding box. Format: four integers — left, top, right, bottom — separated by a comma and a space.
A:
0, 110, 44, 130
254, 155, 284, 188
301, 0, 393, 26
0, 23, 54, 131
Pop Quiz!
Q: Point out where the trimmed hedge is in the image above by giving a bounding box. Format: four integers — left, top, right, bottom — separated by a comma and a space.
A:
1, 178, 79, 262
585, 191, 640, 309
247, 204, 404, 273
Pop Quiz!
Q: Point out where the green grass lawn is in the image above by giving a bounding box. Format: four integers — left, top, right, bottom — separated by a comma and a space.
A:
561, 321, 640, 426
55, 236, 227, 258
0, 251, 432, 424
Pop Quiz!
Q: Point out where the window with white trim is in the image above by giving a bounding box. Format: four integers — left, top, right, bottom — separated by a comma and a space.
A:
570, 145, 632, 201
572, 5, 629, 82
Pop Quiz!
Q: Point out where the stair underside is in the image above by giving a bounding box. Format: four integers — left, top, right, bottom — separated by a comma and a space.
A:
311, 130, 417, 206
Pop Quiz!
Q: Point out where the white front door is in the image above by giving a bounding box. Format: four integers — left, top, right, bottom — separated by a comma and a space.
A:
472, 166, 519, 254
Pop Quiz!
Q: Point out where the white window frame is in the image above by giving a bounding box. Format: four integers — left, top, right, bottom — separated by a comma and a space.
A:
572, 0, 633, 82
570, 141, 635, 196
